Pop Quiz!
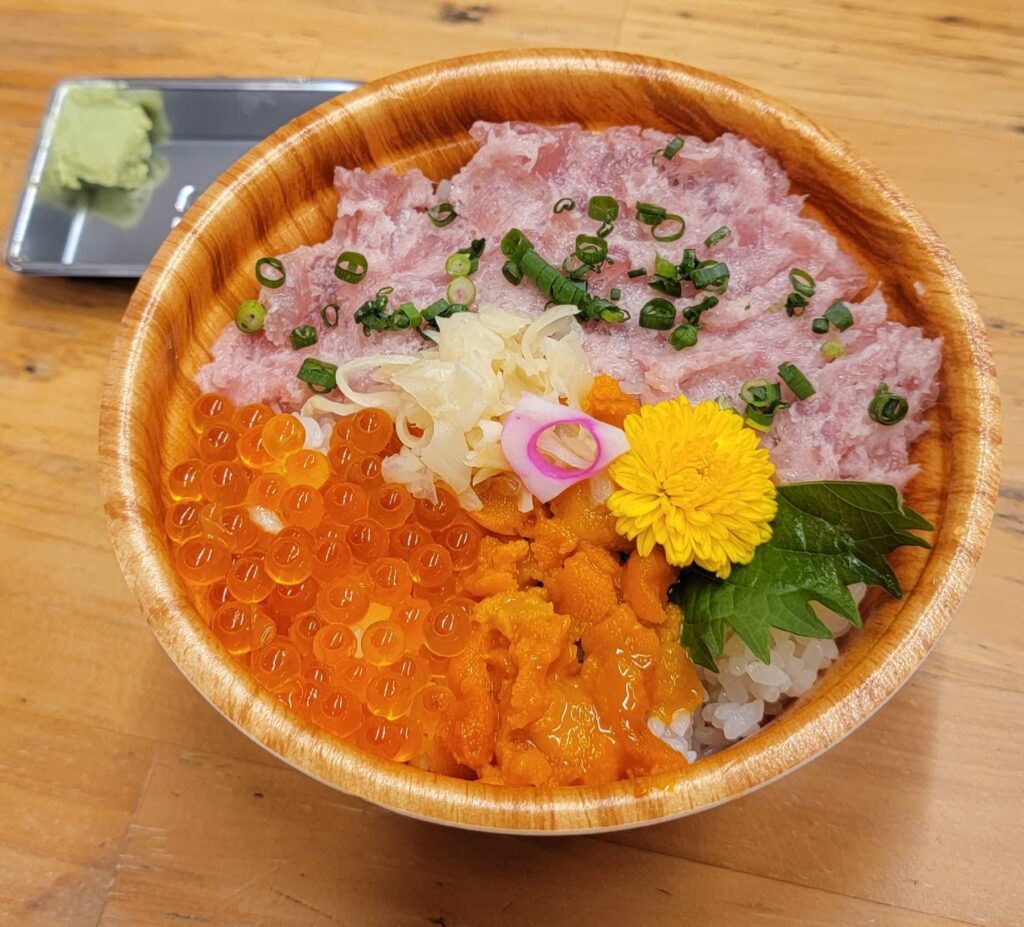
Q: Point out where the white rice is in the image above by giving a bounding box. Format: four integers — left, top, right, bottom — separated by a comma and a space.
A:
653, 585, 866, 760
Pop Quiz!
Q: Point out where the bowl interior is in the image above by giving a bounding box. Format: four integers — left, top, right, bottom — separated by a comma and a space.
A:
100, 49, 999, 833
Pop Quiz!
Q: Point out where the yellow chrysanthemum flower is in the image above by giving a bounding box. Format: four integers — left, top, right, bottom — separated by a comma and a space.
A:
607, 397, 777, 578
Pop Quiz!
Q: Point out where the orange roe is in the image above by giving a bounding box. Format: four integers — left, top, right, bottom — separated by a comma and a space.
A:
165, 392, 702, 786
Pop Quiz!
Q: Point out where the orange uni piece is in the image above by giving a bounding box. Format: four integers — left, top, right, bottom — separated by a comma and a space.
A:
622, 547, 676, 625
548, 482, 623, 549
544, 543, 622, 634
468, 474, 533, 536
459, 537, 530, 598
582, 373, 641, 429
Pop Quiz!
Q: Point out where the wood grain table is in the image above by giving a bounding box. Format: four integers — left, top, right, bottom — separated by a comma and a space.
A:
1, 2, 1021, 925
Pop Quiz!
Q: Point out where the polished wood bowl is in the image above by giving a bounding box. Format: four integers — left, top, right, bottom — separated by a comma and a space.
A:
99, 49, 1000, 833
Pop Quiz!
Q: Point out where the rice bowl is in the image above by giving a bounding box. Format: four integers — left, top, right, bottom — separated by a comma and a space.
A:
100, 49, 999, 831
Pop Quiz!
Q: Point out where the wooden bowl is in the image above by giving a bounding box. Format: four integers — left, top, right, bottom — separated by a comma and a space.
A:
99, 49, 1000, 833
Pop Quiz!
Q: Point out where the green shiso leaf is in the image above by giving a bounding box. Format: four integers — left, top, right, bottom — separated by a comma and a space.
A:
671, 481, 933, 671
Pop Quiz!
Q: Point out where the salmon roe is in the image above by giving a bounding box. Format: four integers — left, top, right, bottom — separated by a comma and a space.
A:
165, 392, 699, 787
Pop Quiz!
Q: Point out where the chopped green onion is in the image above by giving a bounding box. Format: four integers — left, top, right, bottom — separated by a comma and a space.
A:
680, 249, 697, 276
420, 299, 446, 322
400, 302, 422, 327
778, 362, 815, 399
785, 292, 808, 316
649, 279, 682, 298
824, 300, 854, 331
868, 383, 909, 425
596, 221, 614, 238
297, 358, 338, 394
502, 261, 523, 285
610, 288, 621, 300
743, 407, 775, 432
446, 276, 476, 306
588, 196, 619, 223
390, 309, 412, 330
334, 251, 368, 284
715, 394, 738, 413
654, 253, 680, 280
811, 317, 829, 334
639, 298, 677, 330
627, 267, 647, 278
500, 228, 532, 263
651, 214, 685, 242
235, 299, 266, 334
664, 136, 684, 158
427, 202, 457, 227
321, 303, 340, 327
821, 338, 846, 360
739, 379, 783, 412
704, 226, 730, 249
598, 305, 629, 324
289, 325, 318, 350
575, 234, 608, 266
445, 252, 473, 276
689, 261, 730, 290
505, 230, 589, 308
553, 197, 576, 214
669, 323, 699, 350
682, 295, 719, 326
636, 201, 667, 225
788, 268, 816, 298
255, 257, 285, 289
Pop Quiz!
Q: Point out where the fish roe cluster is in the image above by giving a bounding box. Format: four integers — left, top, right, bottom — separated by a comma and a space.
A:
164, 393, 484, 763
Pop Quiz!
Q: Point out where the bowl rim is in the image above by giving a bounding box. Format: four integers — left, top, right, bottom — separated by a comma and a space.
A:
100, 48, 1001, 834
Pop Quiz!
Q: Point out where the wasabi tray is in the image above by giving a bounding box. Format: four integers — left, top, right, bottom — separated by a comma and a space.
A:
4, 78, 359, 277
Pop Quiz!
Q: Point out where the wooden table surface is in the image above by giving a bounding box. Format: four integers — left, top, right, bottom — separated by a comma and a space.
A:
1, 2, 1021, 925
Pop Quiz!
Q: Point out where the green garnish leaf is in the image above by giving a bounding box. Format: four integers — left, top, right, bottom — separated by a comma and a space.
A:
672, 482, 932, 670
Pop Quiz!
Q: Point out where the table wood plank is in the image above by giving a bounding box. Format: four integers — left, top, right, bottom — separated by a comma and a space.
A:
0, 1, 1020, 924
